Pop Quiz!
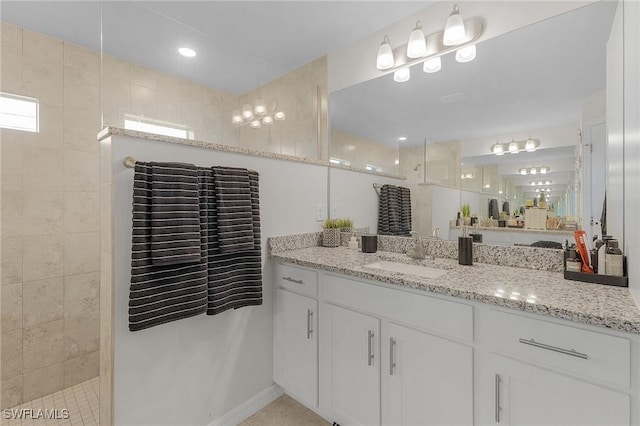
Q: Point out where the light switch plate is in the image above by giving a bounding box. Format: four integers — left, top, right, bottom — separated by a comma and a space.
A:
331, 204, 339, 218
316, 204, 326, 222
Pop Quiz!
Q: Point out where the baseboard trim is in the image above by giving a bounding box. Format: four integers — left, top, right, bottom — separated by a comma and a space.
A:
210, 384, 284, 426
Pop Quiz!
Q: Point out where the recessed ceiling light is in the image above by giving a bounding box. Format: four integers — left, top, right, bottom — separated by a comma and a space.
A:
178, 47, 196, 58
398, 136, 407, 141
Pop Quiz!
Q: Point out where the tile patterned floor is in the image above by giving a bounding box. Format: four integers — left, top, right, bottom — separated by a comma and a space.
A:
239, 394, 330, 426
2, 377, 99, 426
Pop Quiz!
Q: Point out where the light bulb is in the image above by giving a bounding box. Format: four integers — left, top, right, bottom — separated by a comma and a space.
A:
274, 111, 286, 121
530, 182, 535, 186
242, 104, 254, 120
423, 56, 442, 73
393, 67, 410, 83
508, 141, 519, 153
443, 4, 466, 46
254, 98, 266, 115
455, 44, 476, 63
232, 109, 243, 124
540, 167, 547, 174
520, 169, 527, 175
492, 143, 504, 155
545, 180, 551, 185
376, 35, 395, 70
407, 21, 427, 58
461, 174, 466, 180
249, 120, 261, 129
525, 137, 536, 152
262, 116, 273, 125
538, 181, 543, 185
530, 168, 537, 175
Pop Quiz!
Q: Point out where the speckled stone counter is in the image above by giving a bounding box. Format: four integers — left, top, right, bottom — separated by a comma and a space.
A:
271, 246, 640, 334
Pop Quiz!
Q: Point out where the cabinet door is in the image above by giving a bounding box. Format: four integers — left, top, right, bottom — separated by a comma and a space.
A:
385, 323, 473, 426
489, 354, 629, 426
274, 289, 317, 408
324, 303, 381, 426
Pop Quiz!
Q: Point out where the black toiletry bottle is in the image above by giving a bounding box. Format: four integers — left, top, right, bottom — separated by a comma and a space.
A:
456, 212, 462, 227
458, 227, 473, 265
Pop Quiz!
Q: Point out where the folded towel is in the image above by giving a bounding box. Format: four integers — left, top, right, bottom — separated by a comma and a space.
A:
150, 162, 202, 266
378, 184, 411, 236
129, 162, 208, 332
212, 166, 255, 253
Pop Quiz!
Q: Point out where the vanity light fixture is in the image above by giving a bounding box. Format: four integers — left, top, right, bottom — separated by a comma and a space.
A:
178, 47, 196, 58
394, 68, 411, 83
376, 35, 395, 70
519, 166, 550, 175
491, 138, 540, 155
443, 4, 466, 46
232, 98, 285, 129
461, 172, 474, 180
377, 4, 482, 82
530, 180, 552, 186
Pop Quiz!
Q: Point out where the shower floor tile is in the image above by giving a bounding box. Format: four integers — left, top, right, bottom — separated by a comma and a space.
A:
2, 377, 99, 426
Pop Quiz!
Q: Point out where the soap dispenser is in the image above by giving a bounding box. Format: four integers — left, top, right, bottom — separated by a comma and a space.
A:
348, 236, 359, 250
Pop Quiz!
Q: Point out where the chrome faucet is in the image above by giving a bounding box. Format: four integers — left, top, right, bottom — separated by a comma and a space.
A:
407, 231, 429, 260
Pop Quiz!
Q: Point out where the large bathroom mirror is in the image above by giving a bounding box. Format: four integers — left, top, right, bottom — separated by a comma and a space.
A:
329, 1, 617, 245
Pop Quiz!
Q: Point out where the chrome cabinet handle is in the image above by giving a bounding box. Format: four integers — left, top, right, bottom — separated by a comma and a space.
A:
519, 338, 588, 359
495, 373, 501, 423
282, 276, 304, 285
368, 330, 375, 366
306, 309, 313, 339
389, 338, 397, 375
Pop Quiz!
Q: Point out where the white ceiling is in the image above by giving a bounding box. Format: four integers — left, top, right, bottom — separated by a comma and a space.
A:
0, 1, 432, 95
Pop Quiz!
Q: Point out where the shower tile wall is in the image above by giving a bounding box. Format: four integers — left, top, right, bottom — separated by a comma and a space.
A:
0, 24, 101, 408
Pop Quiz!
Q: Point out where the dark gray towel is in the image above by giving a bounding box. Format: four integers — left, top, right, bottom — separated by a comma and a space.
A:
377, 184, 411, 236
130, 162, 208, 331
212, 166, 254, 253
150, 162, 202, 266
489, 199, 500, 219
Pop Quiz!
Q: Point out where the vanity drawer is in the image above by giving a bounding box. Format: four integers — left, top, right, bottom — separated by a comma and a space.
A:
277, 264, 318, 297
485, 309, 630, 388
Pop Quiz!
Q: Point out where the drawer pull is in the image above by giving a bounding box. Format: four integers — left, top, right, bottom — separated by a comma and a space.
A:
495, 373, 501, 423
282, 276, 304, 285
518, 338, 588, 359
368, 330, 375, 366
306, 309, 313, 339
389, 337, 397, 375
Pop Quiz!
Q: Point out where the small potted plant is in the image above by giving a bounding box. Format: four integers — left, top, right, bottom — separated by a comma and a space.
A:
461, 203, 471, 225
322, 218, 341, 247
336, 218, 353, 233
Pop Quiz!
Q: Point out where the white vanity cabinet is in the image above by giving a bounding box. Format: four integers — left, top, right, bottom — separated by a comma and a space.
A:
475, 310, 632, 426
273, 265, 319, 409
320, 273, 474, 426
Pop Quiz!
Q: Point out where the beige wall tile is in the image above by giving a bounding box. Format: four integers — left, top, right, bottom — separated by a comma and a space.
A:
22, 145, 63, 192
1, 374, 23, 409
22, 278, 64, 328
22, 362, 63, 402
1, 237, 23, 285
63, 192, 99, 234
63, 42, 99, 75
0, 23, 23, 94
63, 232, 99, 275
130, 84, 157, 118
1, 284, 22, 331
63, 351, 98, 388
22, 191, 63, 236
63, 272, 99, 318
63, 150, 99, 192
64, 312, 99, 360
63, 106, 101, 153
23, 320, 64, 372
1, 191, 22, 238
130, 63, 157, 90
1, 139, 23, 192
22, 235, 63, 282
64, 65, 100, 111
1, 329, 22, 380
22, 31, 63, 106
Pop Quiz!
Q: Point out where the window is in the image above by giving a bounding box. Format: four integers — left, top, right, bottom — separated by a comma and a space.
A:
0, 93, 39, 132
124, 117, 191, 139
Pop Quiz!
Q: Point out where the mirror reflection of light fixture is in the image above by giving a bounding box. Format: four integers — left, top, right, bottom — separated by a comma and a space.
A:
407, 21, 427, 58
376, 35, 395, 70
491, 138, 540, 155
394, 68, 411, 83
232, 99, 285, 129
443, 4, 466, 46
423, 57, 442, 73
519, 166, 550, 175
455, 44, 476, 63
530, 180, 552, 186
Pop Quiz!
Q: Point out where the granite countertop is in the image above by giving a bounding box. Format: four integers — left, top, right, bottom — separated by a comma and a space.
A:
271, 246, 640, 335
449, 225, 574, 235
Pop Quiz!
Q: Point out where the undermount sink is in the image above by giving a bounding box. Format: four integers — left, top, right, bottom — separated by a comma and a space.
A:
363, 260, 449, 279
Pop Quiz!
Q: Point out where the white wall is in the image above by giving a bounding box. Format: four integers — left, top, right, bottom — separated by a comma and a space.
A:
329, 167, 405, 234
108, 135, 328, 425
622, 0, 640, 302
327, 1, 594, 93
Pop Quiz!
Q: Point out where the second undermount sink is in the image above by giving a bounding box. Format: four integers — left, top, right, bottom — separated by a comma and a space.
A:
363, 260, 449, 279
